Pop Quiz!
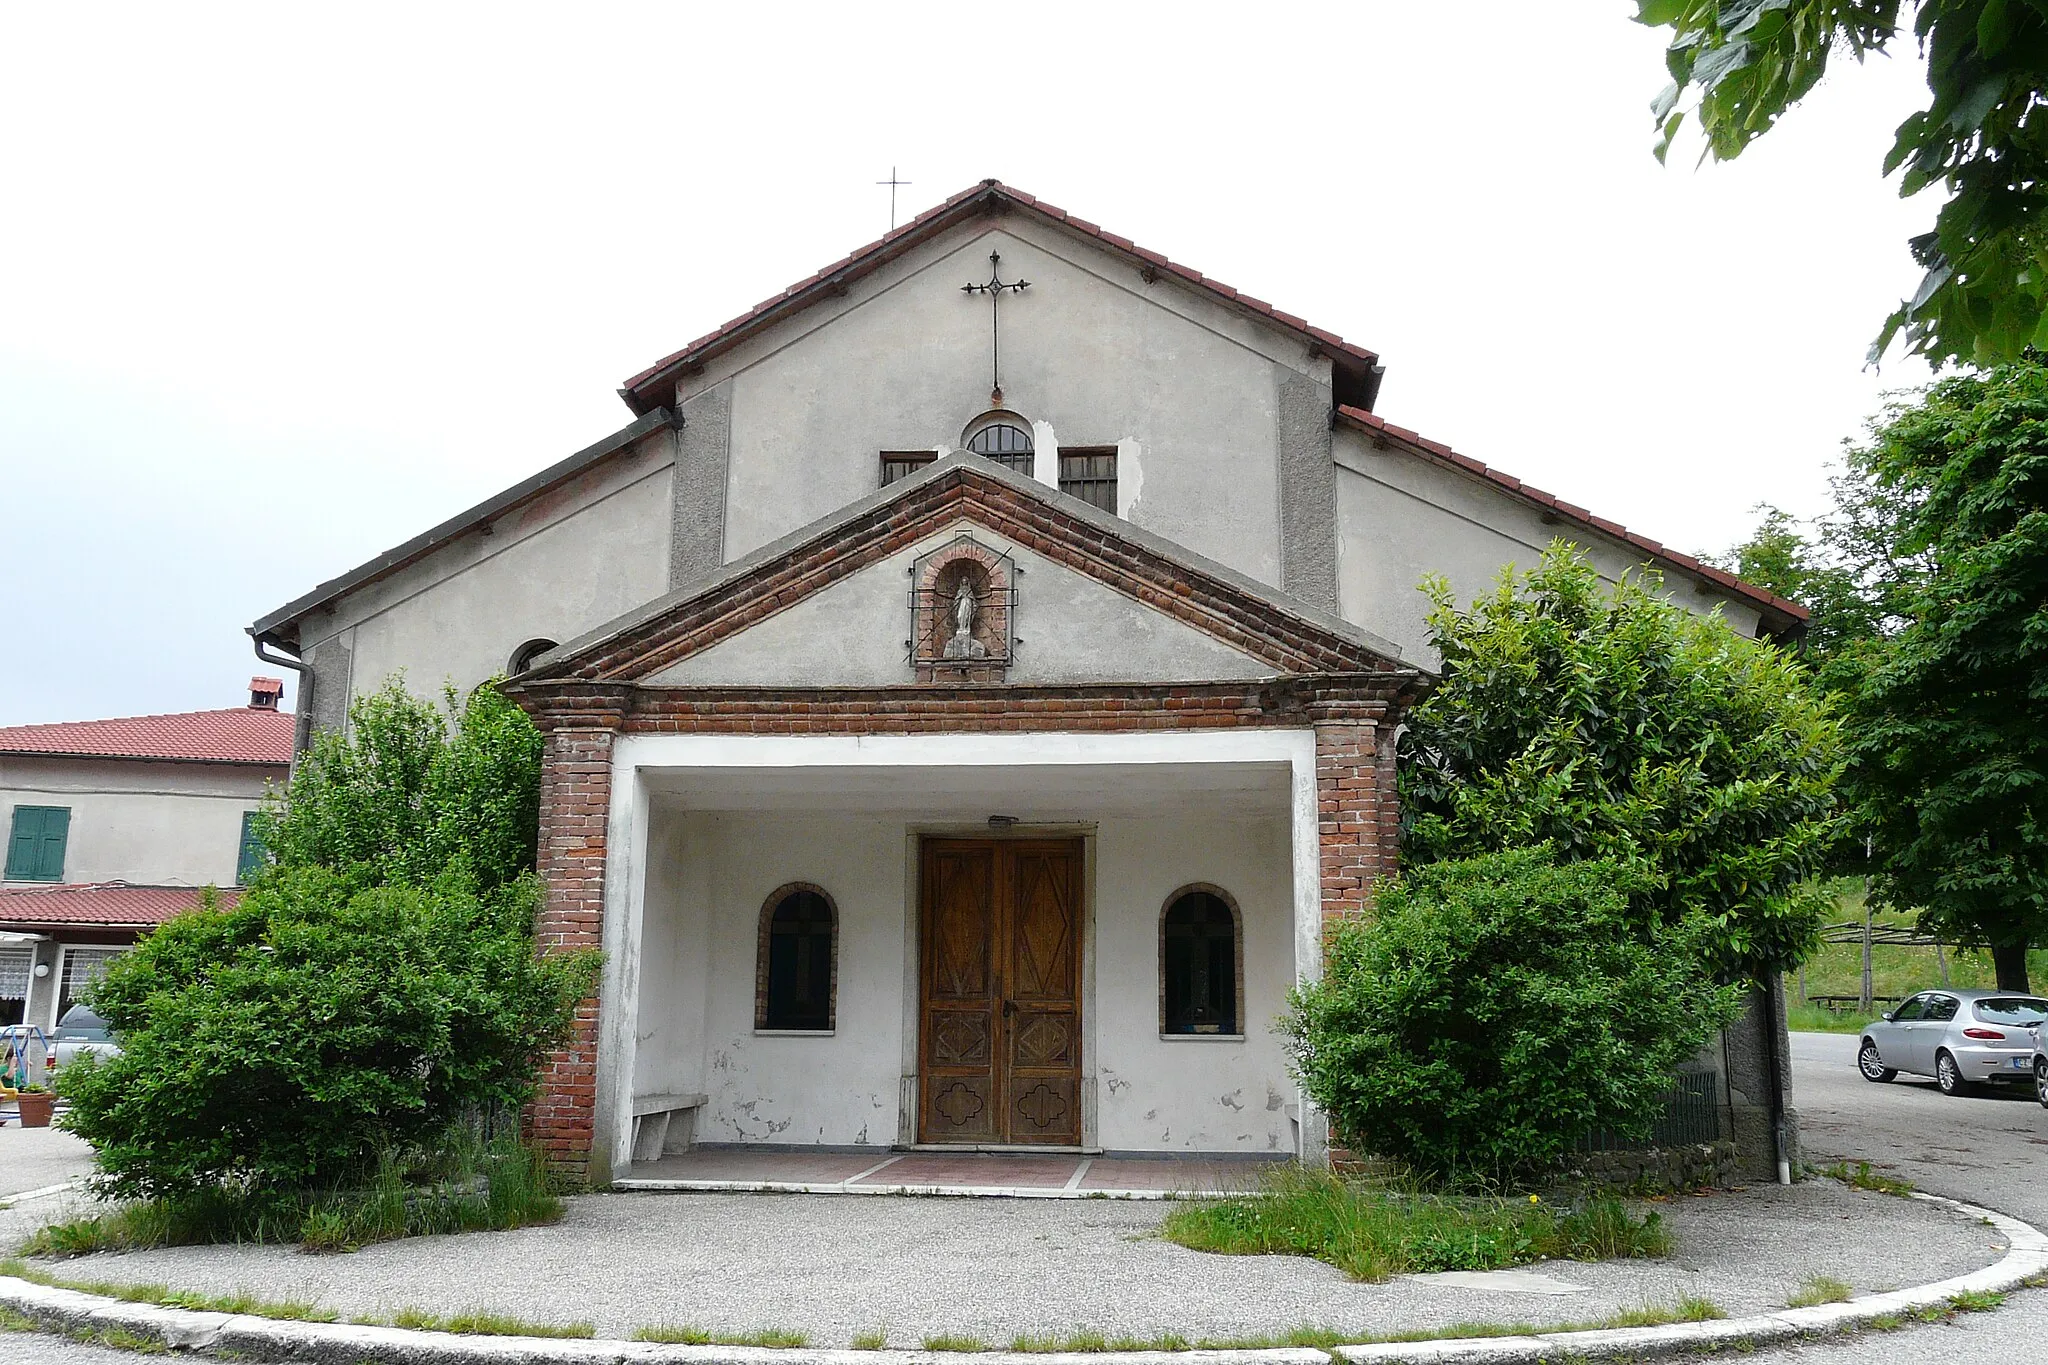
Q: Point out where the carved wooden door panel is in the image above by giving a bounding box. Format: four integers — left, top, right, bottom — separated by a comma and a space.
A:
919, 837, 1084, 1145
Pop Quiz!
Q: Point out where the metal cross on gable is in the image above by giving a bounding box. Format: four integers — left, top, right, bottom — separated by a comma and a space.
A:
961, 250, 1029, 406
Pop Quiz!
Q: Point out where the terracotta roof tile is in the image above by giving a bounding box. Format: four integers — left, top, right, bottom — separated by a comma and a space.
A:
0, 882, 240, 928
1334, 405, 1808, 628
0, 707, 294, 765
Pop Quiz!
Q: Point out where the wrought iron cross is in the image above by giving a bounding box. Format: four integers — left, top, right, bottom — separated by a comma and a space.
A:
876, 166, 911, 230
961, 250, 1029, 406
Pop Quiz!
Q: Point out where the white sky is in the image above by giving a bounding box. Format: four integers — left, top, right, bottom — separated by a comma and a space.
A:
0, 2, 1937, 726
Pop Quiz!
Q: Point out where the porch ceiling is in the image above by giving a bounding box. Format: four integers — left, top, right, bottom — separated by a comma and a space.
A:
641, 760, 1292, 818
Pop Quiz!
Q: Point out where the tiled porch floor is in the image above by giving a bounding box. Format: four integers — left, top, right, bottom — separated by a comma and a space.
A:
616, 1149, 1280, 1198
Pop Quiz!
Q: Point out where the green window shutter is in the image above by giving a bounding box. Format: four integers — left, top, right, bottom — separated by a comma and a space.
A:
236, 811, 266, 885
5, 806, 69, 882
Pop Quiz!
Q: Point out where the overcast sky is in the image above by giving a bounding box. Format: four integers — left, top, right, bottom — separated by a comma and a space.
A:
0, 2, 1937, 726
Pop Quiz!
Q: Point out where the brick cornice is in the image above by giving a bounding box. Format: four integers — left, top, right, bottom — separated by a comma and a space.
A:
514, 465, 1409, 690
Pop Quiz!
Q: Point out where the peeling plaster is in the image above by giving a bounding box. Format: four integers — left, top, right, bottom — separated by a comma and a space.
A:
1117, 437, 1143, 519
1031, 420, 1060, 487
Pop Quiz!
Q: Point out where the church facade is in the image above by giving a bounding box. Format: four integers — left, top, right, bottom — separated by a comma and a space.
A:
251, 181, 1804, 1184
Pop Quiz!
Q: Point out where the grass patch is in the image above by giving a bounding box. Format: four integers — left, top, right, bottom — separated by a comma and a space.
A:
1946, 1289, 2005, 1313
922, 1333, 989, 1351
1819, 1160, 1916, 1197
1161, 1166, 1670, 1282
378, 1307, 592, 1338
632, 1325, 808, 1347
1787, 1275, 1855, 1308
1, 1258, 339, 1326
18, 1134, 560, 1257
851, 1329, 890, 1350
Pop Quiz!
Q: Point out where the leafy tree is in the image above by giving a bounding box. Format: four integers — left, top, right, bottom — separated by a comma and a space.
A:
1707, 503, 1886, 666
1286, 848, 1742, 1184
1400, 544, 1844, 979
1836, 359, 2048, 988
59, 872, 594, 1199
1635, 2, 2048, 367
253, 676, 543, 894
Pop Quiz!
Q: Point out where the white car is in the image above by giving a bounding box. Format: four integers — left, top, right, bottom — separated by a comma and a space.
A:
1858, 988, 2048, 1095
2034, 1021, 2047, 1109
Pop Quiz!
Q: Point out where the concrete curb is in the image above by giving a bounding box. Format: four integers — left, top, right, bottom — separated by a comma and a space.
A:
1, 1192, 2042, 1365
612, 1179, 1177, 1201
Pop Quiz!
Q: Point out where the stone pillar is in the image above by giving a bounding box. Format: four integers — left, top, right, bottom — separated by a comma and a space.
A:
529, 718, 619, 1184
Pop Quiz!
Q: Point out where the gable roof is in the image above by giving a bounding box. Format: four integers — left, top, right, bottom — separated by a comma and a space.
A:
0, 882, 237, 930
0, 707, 294, 765
518, 453, 1416, 688
1334, 406, 1809, 638
618, 179, 1387, 416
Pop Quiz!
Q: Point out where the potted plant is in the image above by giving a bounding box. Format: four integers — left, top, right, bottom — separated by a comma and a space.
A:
16, 1083, 56, 1128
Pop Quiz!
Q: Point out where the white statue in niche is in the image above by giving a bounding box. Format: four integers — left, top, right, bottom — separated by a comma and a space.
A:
942, 577, 989, 659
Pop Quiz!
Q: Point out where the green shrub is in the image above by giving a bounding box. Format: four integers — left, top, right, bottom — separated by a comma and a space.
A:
57, 870, 592, 1200
1400, 544, 1843, 980
1285, 848, 1741, 1183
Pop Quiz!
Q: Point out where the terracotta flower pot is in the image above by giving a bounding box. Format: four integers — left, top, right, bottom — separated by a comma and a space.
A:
16, 1090, 55, 1128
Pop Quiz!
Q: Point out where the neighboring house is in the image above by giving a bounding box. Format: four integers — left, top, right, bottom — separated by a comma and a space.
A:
0, 678, 292, 1031
248, 181, 1806, 1184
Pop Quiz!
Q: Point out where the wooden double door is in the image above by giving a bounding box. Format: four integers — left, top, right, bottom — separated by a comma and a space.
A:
918, 837, 1084, 1146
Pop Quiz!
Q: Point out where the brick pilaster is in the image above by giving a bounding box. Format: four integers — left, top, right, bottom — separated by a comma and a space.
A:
1315, 716, 1397, 941
529, 720, 617, 1182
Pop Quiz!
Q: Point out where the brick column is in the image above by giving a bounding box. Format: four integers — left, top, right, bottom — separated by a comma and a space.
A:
529, 720, 618, 1183
1314, 715, 1396, 941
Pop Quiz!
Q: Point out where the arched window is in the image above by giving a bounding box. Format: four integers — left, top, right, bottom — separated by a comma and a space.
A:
961, 412, 1035, 473
509, 638, 558, 674
756, 884, 837, 1031
1160, 886, 1242, 1036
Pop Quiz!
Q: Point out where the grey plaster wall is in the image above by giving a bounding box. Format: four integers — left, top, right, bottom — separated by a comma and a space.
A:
1275, 367, 1338, 613
696, 217, 1322, 591
641, 523, 1272, 688
299, 430, 674, 709
669, 386, 730, 590
1331, 426, 1765, 666
1720, 980, 1800, 1182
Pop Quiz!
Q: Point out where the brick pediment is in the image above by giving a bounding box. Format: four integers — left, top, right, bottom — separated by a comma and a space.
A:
519, 455, 1411, 689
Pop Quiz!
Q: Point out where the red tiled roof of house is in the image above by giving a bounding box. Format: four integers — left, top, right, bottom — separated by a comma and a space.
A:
1334, 405, 1809, 631
0, 882, 238, 928
0, 707, 294, 765
619, 179, 1385, 412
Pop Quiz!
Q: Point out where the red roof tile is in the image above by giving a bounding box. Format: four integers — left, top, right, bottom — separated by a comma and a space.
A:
1333, 406, 1809, 631
0, 707, 294, 765
619, 180, 1384, 409
0, 883, 239, 928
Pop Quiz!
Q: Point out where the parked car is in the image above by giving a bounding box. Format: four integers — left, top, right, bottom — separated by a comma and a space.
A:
1858, 988, 2048, 1095
2034, 1020, 2047, 1109
49, 1005, 119, 1068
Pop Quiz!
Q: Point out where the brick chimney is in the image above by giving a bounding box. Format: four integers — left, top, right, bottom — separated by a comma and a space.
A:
249, 676, 285, 710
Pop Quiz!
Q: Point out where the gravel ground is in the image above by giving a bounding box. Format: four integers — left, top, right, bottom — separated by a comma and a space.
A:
14, 1177, 2005, 1347
0, 1127, 92, 1200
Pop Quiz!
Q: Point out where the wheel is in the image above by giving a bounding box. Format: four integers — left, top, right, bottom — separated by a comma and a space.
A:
1858, 1039, 1897, 1083
2035, 1058, 2047, 1110
1935, 1049, 1971, 1096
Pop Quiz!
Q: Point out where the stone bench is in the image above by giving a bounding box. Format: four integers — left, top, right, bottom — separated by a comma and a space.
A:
630, 1092, 707, 1163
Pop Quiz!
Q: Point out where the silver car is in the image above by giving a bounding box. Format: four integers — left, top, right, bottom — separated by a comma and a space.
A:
2034, 1023, 2047, 1109
49, 1004, 118, 1067
1859, 988, 2048, 1095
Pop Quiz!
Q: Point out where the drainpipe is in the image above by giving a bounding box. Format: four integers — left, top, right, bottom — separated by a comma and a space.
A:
250, 630, 313, 759
1760, 974, 1792, 1185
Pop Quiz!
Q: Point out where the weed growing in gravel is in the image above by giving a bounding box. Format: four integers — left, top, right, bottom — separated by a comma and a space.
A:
851, 1329, 890, 1350
1946, 1289, 2005, 1313
1787, 1275, 1855, 1308
1162, 1166, 1670, 1281
1818, 1161, 1915, 1197
1, 1258, 341, 1324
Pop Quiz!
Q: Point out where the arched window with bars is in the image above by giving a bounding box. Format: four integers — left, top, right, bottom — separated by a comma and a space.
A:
756, 884, 838, 1032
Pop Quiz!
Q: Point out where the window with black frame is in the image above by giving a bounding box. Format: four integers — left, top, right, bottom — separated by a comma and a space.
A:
1161, 888, 1240, 1035
757, 886, 836, 1031
964, 421, 1035, 472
